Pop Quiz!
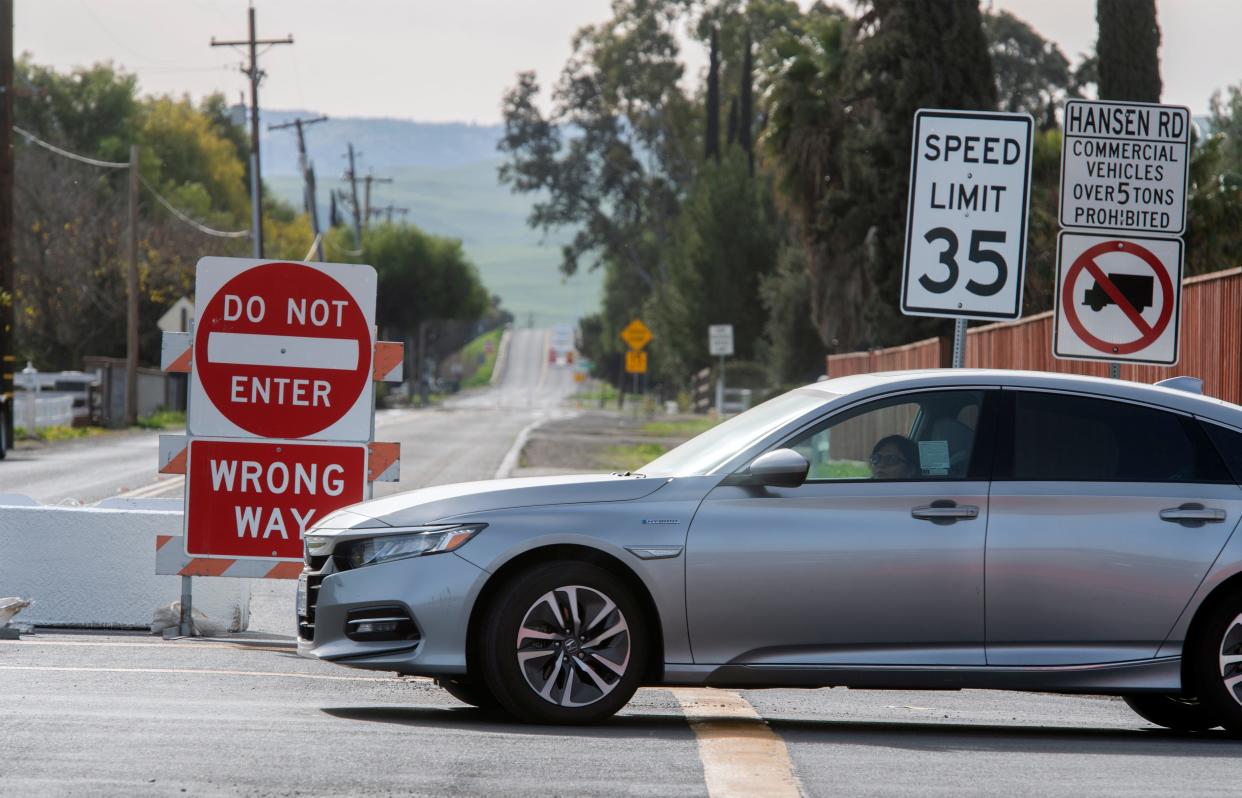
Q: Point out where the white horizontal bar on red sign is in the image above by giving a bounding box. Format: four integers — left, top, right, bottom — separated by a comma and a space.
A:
206, 332, 359, 370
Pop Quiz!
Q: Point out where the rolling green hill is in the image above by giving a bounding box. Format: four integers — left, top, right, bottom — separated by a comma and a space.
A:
267, 158, 601, 327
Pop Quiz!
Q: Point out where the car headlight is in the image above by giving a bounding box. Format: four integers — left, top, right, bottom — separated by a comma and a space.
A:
335, 524, 486, 569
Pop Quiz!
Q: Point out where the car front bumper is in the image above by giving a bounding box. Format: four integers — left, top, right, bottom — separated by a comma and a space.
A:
296, 550, 489, 676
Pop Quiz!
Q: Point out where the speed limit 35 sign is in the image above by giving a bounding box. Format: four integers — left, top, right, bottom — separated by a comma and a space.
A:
901, 110, 1034, 320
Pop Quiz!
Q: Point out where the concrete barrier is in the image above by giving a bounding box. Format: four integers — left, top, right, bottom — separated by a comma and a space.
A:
0, 499, 249, 630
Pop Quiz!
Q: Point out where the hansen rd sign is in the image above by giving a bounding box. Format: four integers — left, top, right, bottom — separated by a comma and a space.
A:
1060, 100, 1190, 235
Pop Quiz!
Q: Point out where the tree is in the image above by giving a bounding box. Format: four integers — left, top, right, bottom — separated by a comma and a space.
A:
649, 150, 778, 380
738, 29, 754, 175
759, 5, 852, 348
1096, 0, 1161, 102
498, 0, 695, 287
363, 222, 489, 340
983, 9, 1074, 128
757, 242, 826, 383
706, 28, 721, 161
845, 0, 998, 347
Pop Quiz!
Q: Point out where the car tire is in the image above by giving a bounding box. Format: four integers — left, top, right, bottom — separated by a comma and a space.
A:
1122, 694, 1220, 732
436, 677, 505, 713
1188, 591, 1242, 734
478, 561, 647, 725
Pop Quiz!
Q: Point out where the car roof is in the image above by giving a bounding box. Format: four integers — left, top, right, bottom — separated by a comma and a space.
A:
807, 369, 1242, 428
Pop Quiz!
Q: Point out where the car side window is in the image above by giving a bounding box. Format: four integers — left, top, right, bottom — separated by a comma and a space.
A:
784, 391, 985, 481
1200, 422, 1242, 485
1007, 391, 1232, 483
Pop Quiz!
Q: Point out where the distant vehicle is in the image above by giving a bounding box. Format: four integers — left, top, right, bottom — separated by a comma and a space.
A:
299, 370, 1242, 731
548, 323, 576, 367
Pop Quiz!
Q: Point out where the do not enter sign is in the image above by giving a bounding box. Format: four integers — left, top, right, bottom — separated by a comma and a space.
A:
1053, 232, 1183, 365
190, 258, 377, 441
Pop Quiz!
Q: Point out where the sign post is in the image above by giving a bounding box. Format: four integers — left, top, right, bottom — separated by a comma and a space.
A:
1055, 100, 1190, 373
708, 324, 734, 414
901, 110, 1034, 367
620, 319, 651, 401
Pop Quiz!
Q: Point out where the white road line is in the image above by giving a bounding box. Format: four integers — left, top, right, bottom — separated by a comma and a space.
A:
493, 417, 548, 479
0, 664, 430, 683
670, 688, 803, 798
7, 640, 293, 652
115, 476, 185, 499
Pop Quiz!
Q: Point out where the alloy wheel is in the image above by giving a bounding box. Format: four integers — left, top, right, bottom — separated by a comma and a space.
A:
515, 585, 630, 707
1220, 611, 1242, 708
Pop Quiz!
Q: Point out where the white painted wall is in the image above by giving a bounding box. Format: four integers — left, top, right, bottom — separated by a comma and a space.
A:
0, 501, 250, 630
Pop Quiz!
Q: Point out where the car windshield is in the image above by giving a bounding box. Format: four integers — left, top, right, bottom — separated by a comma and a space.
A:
641, 389, 832, 477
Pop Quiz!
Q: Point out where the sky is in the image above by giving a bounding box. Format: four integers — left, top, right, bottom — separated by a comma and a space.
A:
13, 0, 1242, 125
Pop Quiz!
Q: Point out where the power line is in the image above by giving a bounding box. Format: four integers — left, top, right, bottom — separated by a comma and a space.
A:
138, 176, 249, 239
14, 125, 249, 238
13, 125, 127, 168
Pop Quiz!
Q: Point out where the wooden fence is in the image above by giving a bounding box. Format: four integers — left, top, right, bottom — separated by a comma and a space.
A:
827, 266, 1242, 405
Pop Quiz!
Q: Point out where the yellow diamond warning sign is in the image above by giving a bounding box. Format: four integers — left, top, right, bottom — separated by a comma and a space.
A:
620, 319, 652, 350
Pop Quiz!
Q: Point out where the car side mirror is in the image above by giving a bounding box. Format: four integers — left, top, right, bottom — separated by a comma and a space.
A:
746, 448, 810, 488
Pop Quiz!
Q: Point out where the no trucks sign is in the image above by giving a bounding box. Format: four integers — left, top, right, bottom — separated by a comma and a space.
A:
190, 257, 377, 442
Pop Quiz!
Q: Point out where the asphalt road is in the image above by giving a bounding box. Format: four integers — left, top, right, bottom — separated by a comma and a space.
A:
3, 327, 1241, 796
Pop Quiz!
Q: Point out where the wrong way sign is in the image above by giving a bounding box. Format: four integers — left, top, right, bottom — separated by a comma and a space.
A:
901, 109, 1034, 321
1053, 232, 1183, 365
185, 438, 367, 560
190, 257, 377, 441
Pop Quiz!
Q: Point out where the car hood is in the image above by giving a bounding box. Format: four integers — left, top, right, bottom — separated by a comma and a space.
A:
317, 473, 671, 529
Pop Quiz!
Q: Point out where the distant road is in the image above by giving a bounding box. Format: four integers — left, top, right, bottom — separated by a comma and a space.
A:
0, 327, 578, 505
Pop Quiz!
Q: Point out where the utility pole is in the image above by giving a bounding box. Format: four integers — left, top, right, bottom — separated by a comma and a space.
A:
211, 5, 292, 259
0, 0, 13, 453
343, 143, 363, 247
125, 145, 139, 426
370, 205, 408, 225
362, 173, 393, 231
269, 114, 327, 260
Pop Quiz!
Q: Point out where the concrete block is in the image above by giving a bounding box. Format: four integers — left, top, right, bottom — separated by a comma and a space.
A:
0, 504, 249, 630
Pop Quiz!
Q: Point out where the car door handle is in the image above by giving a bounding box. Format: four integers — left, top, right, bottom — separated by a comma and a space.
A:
1160, 504, 1227, 523
911, 504, 979, 521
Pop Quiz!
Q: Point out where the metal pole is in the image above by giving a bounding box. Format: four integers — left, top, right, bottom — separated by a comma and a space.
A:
125, 145, 140, 426
347, 144, 362, 247
951, 318, 967, 368
715, 355, 725, 415
179, 575, 193, 637
249, 152, 261, 258
1110, 362, 1121, 380
246, 6, 264, 258
0, 0, 14, 454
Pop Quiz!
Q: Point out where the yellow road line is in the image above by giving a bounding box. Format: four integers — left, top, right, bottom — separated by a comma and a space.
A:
670, 688, 802, 798
0, 664, 430, 683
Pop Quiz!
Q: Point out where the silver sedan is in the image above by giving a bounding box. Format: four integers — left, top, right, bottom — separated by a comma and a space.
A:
297, 369, 1242, 730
